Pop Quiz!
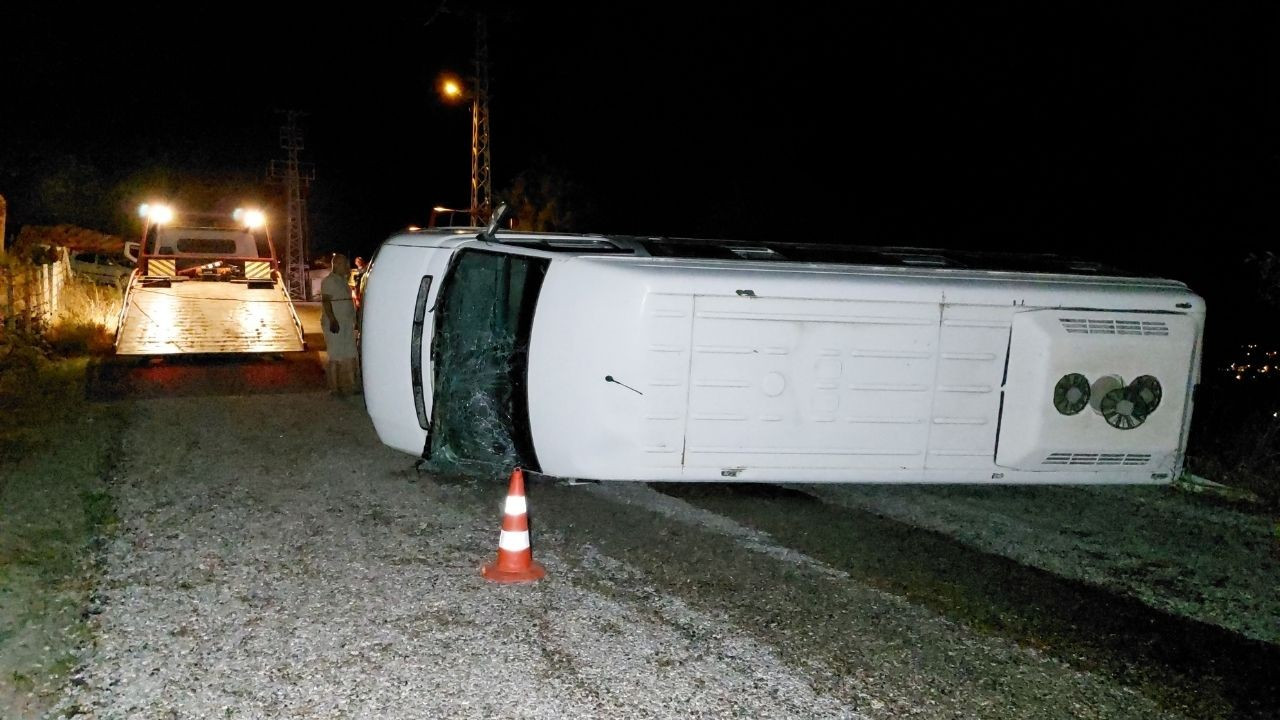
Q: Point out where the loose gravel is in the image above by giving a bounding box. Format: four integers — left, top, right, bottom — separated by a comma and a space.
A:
55, 394, 864, 719
803, 483, 1280, 644
51, 386, 1227, 719
535, 481, 1190, 719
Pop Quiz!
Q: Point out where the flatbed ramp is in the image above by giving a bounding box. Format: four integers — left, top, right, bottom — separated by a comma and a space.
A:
116, 280, 306, 355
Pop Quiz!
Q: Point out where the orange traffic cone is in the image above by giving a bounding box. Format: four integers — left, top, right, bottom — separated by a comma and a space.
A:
482, 468, 546, 583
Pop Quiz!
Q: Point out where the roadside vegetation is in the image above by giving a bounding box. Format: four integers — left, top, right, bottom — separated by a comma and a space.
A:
1186, 376, 1280, 508
1192, 252, 1280, 508
0, 278, 117, 459
0, 283, 122, 717
47, 280, 120, 357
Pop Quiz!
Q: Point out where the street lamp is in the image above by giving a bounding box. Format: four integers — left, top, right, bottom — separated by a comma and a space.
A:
436, 60, 490, 226
440, 77, 463, 101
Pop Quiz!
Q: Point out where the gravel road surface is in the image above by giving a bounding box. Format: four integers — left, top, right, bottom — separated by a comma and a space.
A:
52, 383, 1220, 719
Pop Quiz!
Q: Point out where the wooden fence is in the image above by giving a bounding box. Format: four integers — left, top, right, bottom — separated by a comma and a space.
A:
0, 248, 71, 332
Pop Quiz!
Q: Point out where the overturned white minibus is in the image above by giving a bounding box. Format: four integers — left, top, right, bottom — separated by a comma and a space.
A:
360, 225, 1203, 484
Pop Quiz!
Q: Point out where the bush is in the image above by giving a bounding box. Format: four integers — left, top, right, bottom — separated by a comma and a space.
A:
58, 279, 121, 331
46, 323, 114, 356
0, 280, 118, 458
47, 279, 121, 357
1186, 376, 1280, 507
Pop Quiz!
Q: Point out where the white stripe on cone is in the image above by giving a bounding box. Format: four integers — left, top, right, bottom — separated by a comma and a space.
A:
499, 530, 530, 552
504, 495, 527, 516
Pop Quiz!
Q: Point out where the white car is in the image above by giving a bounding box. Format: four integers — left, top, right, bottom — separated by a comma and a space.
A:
70, 251, 133, 286
360, 225, 1204, 485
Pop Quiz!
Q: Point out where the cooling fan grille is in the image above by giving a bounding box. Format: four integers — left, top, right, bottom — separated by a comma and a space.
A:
1053, 373, 1091, 415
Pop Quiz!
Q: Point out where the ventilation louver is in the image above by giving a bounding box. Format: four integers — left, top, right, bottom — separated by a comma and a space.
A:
1042, 453, 1152, 466
1059, 318, 1169, 336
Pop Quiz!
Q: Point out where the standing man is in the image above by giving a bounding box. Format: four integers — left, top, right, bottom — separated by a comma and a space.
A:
321, 253, 359, 395
350, 255, 367, 309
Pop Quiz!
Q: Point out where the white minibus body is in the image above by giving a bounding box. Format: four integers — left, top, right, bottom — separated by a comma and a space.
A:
361, 229, 1203, 484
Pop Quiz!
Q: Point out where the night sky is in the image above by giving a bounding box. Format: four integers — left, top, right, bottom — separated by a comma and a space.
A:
3, 2, 1278, 346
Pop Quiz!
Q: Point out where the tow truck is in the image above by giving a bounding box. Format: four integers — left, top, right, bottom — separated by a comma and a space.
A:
114, 204, 306, 355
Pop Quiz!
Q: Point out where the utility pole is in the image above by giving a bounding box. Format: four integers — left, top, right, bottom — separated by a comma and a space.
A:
470, 14, 492, 226
269, 111, 316, 300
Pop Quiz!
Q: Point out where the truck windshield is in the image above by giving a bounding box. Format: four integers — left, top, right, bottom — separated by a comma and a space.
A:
427, 249, 549, 473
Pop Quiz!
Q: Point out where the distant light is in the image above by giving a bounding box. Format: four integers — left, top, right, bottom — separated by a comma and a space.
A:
443, 80, 461, 98
138, 203, 150, 218
407, 225, 421, 231
241, 209, 266, 229
432, 206, 449, 212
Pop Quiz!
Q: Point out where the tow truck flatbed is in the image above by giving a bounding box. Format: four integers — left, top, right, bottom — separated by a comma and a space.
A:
115, 210, 307, 356
116, 277, 304, 355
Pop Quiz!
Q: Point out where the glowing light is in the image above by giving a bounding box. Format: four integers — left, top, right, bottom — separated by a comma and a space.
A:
241, 209, 266, 229
147, 204, 174, 224
437, 73, 466, 103
138, 203, 150, 218
407, 225, 421, 231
